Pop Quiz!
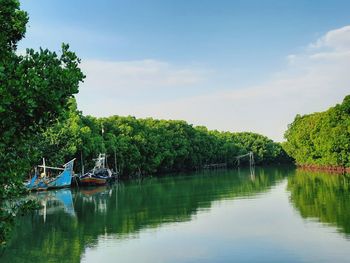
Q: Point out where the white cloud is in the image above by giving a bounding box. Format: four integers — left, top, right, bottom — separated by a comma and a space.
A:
80, 59, 204, 94
76, 59, 207, 116
77, 25, 350, 142
310, 25, 350, 51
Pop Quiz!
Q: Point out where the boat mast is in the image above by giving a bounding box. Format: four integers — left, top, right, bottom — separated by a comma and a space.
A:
81, 150, 84, 175
101, 122, 105, 169
43, 158, 46, 176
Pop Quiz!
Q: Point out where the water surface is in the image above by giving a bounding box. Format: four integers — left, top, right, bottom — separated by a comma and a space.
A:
2, 166, 350, 263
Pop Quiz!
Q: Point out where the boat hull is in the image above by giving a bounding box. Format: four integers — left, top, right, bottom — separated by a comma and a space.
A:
78, 166, 113, 186
79, 176, 108, 186
26, 159, 75, 191
27, 176, 72, 191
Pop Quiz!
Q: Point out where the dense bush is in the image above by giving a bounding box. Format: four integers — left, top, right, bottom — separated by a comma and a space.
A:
37, 107, 290, 177
283, 95, 350, 168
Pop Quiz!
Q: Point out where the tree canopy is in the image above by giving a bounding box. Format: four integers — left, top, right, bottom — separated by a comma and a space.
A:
283, 95, 350, 168
40, 112, 290, 178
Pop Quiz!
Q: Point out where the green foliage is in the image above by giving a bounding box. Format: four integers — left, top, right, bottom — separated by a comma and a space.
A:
283, 95, 350, 167
0, 0, 84, 247
35, 112, 289, 177
31, 99, 83, 166
70, 115, 290, 176
0, 0, 28, 57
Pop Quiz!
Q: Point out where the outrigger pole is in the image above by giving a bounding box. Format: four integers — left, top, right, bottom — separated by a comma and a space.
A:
38, 158, 76, 172
234, 151, 255, 178
235, 152, 255, 172
81, 150, 84, 175
38, 165, 64, 171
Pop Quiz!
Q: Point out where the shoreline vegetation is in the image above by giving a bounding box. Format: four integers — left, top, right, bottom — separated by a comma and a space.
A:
297, 165, 350, 174
52, 106, 291, 177
283, 95, 350, 173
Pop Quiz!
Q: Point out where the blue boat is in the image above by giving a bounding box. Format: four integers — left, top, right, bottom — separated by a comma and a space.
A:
26, 159, 76, 191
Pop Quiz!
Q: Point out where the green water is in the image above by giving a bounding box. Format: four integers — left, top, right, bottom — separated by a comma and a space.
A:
2, 166, 350, 263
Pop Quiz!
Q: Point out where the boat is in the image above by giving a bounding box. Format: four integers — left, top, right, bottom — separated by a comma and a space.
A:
79, 154, 113, 186
26, 158, 76, 191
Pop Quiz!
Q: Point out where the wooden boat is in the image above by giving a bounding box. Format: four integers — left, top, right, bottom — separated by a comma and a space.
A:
79, 154, 112, 186
26, 159, 76, 191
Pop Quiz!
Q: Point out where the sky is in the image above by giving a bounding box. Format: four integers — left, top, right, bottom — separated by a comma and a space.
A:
18, 0, 350, 141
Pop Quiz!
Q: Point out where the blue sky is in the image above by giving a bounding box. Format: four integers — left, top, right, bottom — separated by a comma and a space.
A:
19, 0, 350, 141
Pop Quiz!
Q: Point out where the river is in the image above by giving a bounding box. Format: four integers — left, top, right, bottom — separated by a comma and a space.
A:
1, 166, 350, 263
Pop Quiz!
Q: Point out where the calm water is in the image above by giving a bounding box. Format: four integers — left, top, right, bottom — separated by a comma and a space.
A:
2, 166, 350, 263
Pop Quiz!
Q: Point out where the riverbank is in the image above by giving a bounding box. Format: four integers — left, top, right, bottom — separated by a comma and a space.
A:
298, 164, 350, 174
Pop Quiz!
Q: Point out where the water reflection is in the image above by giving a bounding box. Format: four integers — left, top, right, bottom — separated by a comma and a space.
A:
31, 189, 76, 221
1, 166, 292, 262
288, 169, 350, 236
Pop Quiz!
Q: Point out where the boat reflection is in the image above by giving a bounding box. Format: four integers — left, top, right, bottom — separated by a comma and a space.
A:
29, 188, 76, 220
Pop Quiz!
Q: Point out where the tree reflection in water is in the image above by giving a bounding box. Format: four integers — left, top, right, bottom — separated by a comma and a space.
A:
1, 166, 291, 263
288, 169, 350, 236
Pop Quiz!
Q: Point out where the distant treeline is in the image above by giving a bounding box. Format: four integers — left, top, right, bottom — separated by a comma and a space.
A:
283, 95, 350, 169
36, 100, 290, 177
